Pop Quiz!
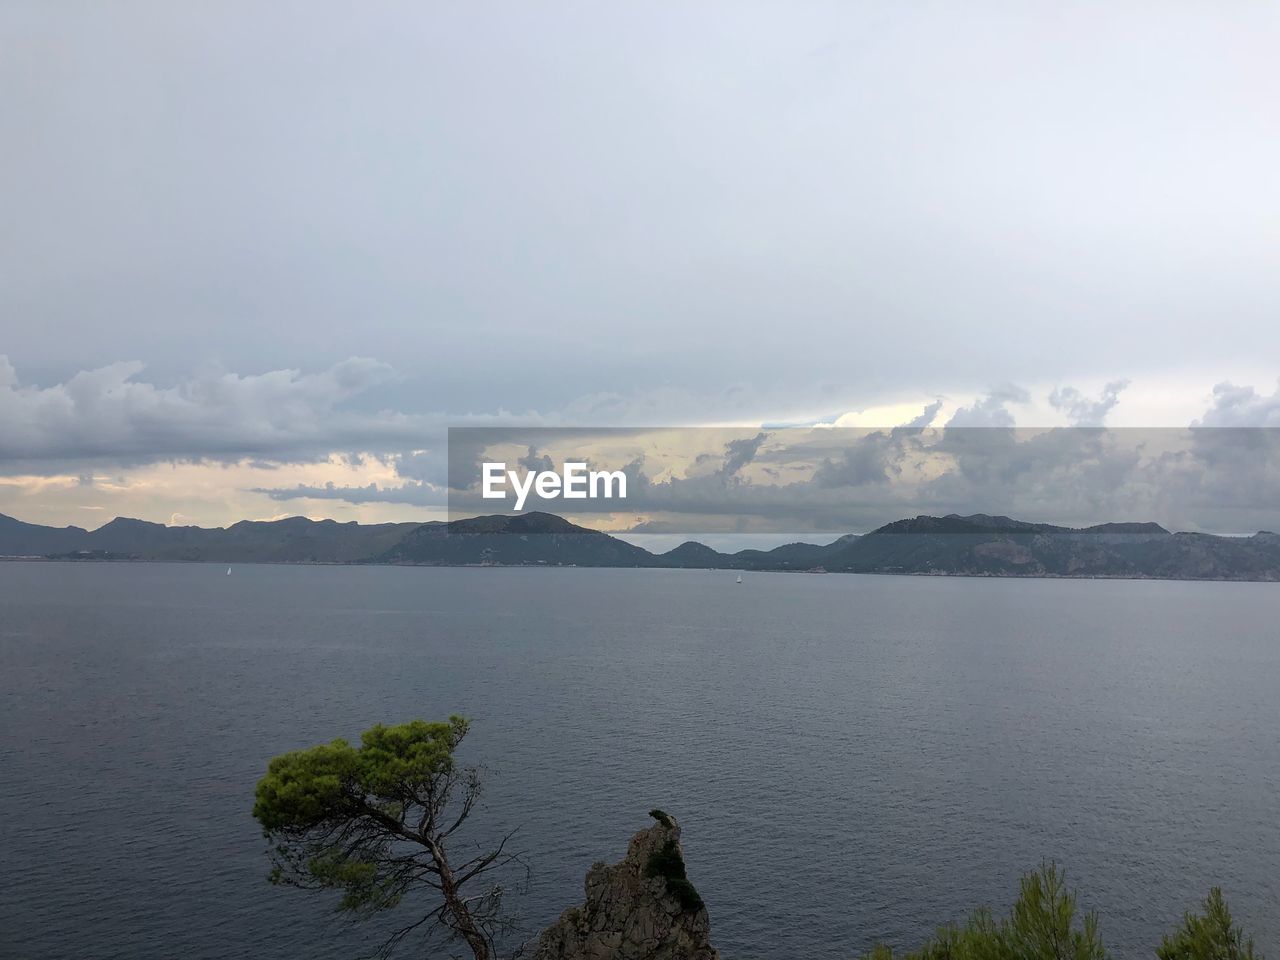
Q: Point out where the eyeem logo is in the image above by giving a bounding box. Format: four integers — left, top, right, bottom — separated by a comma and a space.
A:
481, 462, 627, 511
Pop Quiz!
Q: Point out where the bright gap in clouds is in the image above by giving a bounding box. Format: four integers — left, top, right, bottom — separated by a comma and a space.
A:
0, 457, 447, 530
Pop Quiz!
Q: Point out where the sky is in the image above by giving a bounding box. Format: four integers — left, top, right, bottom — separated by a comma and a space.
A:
2, 1, 1279, 532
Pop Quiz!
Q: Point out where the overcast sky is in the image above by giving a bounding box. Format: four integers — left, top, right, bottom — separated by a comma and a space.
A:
3, 2, 1279, 530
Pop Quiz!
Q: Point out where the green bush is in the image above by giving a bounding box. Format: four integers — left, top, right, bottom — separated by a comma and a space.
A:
666, 877, 705, 913
644, 838, 705, 913
1158, 888, 1261, 960
861, 869, 1263, 960
862, 864, 1105, 960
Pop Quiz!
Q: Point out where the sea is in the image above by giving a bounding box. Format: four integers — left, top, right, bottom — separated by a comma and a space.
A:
1, 562, 1276, 959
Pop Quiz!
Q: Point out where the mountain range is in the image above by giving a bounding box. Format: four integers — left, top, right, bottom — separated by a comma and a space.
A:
3, 510, 1279, 580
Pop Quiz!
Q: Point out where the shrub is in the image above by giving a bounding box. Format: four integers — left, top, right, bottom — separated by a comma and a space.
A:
862, 864, 1106, 960
860, 870, 1263, 960
645, 838, 705, 912
1157, 888, 1261, 960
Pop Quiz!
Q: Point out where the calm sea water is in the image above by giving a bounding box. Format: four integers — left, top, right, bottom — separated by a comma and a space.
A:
1, 562, 1276, 959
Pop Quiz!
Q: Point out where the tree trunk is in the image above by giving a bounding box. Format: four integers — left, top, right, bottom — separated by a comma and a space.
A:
432, 841, 490, 960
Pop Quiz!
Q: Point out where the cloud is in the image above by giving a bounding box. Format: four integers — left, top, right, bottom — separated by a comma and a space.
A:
240, 381, 1280, 538
0, 355, 432, 471
518, 446, 556, 473
10, 360, 1279, 537
945, 385, 1030, 428
255, 480, 446, 507
904, 400, 944, 430
1048, 380, 1129, 426
810, 432, 902, 488
719, 432, 768, 479
1194, 380, 1280, 427
433, 408, 1280, 535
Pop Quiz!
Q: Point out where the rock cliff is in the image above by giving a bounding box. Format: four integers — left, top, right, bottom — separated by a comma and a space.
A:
532, 811, 719, 960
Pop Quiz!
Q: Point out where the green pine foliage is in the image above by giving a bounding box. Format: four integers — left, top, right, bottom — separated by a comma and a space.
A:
860, 867, 1263, 960
1157, 888, 1261, 960
253, 717, 478, 918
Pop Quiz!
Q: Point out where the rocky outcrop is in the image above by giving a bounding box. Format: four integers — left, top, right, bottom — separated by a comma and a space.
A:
532, 811, 719, 960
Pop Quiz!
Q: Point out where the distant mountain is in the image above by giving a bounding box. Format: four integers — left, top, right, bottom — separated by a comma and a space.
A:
818, 514, 1280, 580
376, 512, 653, 566
657, 541, 725, 567
655, 533, 861, 570
0, 513, 91, 556
3, 510, 1278, 580
732, 534, 861, 570
0, 513, 420, 563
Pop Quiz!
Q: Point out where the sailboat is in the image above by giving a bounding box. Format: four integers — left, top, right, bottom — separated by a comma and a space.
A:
226, 567, 232, 576
735, 574, 742, 584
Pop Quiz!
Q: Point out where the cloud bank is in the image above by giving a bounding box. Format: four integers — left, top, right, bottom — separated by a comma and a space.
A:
3, 356, 1280, 536
0, 355, 430, 471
